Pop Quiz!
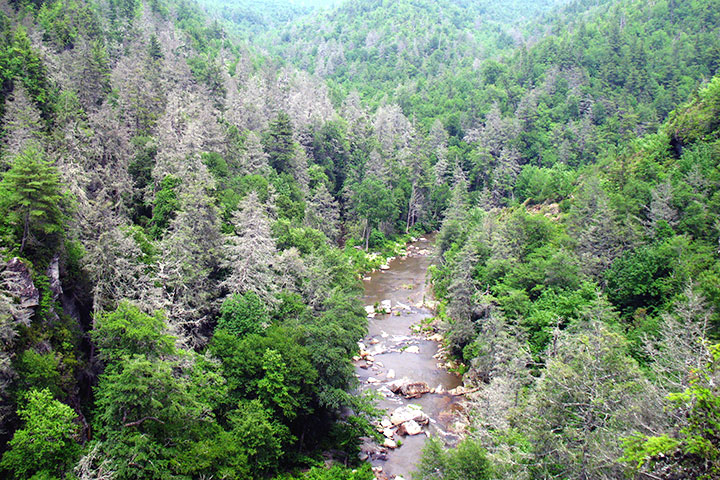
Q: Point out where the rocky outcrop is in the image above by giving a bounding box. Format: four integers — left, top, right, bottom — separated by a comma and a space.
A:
3, 257, 39, 326
46, 255, 63, 302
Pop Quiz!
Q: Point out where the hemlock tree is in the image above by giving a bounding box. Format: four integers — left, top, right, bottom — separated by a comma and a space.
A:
526, 320, 660, 479
306, 183, 340, 243
0, 146, 65, 254
222, 191, 277, 302
159, 177, 224, 343
84, 225, 161, 314
263, 112, 295, 175
623, 342, 720, 480
241, 131, 271, 176
1, 85, 45, 161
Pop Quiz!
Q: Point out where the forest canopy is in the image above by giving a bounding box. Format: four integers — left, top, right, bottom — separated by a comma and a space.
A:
0, 0, 718, 478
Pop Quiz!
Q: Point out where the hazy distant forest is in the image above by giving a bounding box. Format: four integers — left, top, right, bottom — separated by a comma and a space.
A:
0, 0, 719, 478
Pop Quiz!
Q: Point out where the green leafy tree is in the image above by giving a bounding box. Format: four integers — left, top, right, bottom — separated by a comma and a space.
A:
0, 389, 80, 479
0, 146, 65, 254
227, 399, 291, 477
91, 301, 176, 363
352, 175, 397, 250
216, 292, 269, 338
257, 348, 300, 420
282, 464, 374, 479
623, 343, 720, 480
209, 327, 317, 419
14, 350, 63, 398
415, 437, 492, 480
149, 175, 181, 239
92, 355, 211, 480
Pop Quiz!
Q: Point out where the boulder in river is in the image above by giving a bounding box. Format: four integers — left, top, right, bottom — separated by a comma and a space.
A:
404, 345, 420, 354
390, 406, 429, 426
388, 377, 410, 393
386, 369, 395, 379
383, 438, 397, 449
396, 420, 422, 436
380, 299, 392, 312
400, 381, 431, 398
448, 385, 479, 396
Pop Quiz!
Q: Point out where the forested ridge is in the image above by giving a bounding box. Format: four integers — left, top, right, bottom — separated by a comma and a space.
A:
0, 0, 718, 478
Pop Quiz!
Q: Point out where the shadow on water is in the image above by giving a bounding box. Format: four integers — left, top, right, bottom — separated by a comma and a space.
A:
356, 234, 464, 479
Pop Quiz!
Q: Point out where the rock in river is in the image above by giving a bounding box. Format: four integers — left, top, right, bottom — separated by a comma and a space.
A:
396, 420, 423, 436
400, 381, 431, 398
390, 406, 429, 426
383, 438, 397, 449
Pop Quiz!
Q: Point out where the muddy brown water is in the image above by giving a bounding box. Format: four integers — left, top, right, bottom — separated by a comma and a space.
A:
356, 234, 463, 479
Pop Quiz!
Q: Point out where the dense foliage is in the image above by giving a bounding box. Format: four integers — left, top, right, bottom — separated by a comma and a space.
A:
429, 69, 720, 479
0, 0, 719, 478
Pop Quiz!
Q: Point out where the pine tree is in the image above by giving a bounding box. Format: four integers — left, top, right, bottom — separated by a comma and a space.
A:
0, 147, 65, 254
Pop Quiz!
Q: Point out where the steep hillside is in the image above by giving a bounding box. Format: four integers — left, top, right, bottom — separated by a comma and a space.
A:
194, 0, 340, 38
258, 0, 576, 111
0, 0, 379, 477
0, 0, 719, 478
429, 72, 720, 480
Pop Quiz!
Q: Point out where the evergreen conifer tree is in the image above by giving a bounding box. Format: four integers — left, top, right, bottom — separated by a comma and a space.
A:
0, 147, 65, 254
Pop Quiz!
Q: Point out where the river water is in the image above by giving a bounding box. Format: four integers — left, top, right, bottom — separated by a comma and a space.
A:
356, 235, 463, 479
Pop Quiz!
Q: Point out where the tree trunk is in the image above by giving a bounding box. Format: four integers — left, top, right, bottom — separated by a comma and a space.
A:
365, 223, 370, 251
20, 210, 30, 253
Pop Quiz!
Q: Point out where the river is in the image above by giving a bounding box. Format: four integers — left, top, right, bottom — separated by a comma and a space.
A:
355, 235, 464, 479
